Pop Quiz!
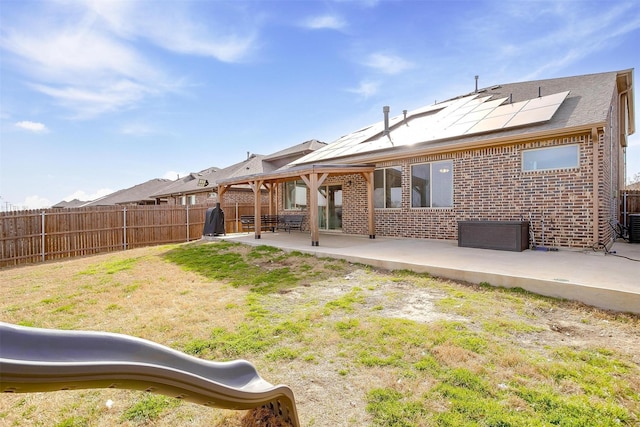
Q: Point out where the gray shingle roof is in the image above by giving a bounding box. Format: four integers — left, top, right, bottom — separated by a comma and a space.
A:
149, 167, 221, 197
151, 140, 329, 196
292, 70, 632, 166
83, 178, 174, 206
52, 199, 88, 208
264, 139, 327, 161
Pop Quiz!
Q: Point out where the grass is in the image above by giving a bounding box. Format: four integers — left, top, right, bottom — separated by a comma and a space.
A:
120, 394, 180, 423
0, 241, 638, 426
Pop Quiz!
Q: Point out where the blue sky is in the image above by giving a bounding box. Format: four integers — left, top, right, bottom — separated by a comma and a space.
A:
1, 0, 639, 210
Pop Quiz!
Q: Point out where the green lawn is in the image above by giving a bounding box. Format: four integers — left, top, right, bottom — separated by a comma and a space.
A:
1, 241, 638, 426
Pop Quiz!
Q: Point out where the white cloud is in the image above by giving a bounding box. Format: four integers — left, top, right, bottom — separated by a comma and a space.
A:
346, 80, 379, 98
15, 120, 49, 133
119, 122, 157, 136
141, 21, 256, 63
31, 80, 153, 119
64, 188, 114, 202
82, 0, 257, 62
162, 171, 186, 181
0, 1, 258, 119
485, 2, 640, 81
363, 53, 413, 75
302, 15, 347, 30
21, 195, 52, 210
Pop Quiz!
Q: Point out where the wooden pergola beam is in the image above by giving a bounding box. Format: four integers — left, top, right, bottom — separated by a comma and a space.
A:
250, 180, 264, 239
361, 171, 376, 239
218, 164, 376, 246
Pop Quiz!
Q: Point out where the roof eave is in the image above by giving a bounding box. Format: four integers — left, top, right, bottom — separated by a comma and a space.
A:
217, 164, 376, 187
298, 123, 606, 166
617, 69, 635, 140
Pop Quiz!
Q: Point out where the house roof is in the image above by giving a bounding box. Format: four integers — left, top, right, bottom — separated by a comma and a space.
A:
150, 155, 275, 197
264, 139, 327, 161
52, 199, 88, 209
82, 178, 174, 206
291, 69, 634, 166
149, 167, 221, 198
217, 164, 375, 187
151, 140, 328, 197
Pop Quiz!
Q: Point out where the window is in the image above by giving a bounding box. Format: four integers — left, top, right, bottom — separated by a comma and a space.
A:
374, 167, 402, 208
411, 160, 453, 208
188, 195, 196, 205
179, 196, 186, 205
284, 180, 307, 210
522, 145, 579, 171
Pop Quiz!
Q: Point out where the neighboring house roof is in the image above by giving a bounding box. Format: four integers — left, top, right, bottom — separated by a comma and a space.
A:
626, 182, 640, 190
151, 140, 328, 197
149, 167, 221, 198
264, 139, 327, 169
82, 178, 174, 206
265, 139, 326, 161
52, 199, 87, 208
292, 70, 634, 166
150, 157, 269, 198
217, 154, 273, 181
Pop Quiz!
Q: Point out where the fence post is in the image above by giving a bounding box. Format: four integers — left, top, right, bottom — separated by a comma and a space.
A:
186, 205, 190, 242
123, 207, 127, 250
623, 192, 628, 228
41, 211, 45, 262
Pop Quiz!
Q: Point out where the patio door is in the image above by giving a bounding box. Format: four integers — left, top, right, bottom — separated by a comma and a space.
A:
318, 185, 342, 231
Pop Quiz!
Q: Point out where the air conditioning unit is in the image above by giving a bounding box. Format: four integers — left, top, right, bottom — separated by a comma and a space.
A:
629, 214, 640, 244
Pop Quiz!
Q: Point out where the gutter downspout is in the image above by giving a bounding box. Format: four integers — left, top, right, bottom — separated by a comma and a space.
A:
616, 85, 631, 229
610, 106, 615, 228
592, 127, 600, 245
618, 86, 631, 187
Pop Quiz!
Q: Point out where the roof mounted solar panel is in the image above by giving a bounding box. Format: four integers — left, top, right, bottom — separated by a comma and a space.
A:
291, 90, 570, 165
520, 91, 569, 111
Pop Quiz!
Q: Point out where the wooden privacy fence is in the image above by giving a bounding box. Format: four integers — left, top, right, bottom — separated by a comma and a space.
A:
621, 190, 640, 225
0, 203, 266, 268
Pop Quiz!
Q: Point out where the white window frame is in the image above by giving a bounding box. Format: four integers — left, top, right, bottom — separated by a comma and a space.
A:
522, 144, 579, 172
374, 167, 402, 209
410, 160, 453, 208
284, 180, 307, 210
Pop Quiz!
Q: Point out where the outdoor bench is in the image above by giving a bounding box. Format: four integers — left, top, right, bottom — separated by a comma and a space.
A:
240, 215, 279, 233
278, 215, 305, 233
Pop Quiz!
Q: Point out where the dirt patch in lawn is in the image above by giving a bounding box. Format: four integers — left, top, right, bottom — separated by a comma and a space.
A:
1, 242, 639, 426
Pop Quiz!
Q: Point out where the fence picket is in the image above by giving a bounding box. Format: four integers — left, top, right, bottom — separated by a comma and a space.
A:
0, 203, 257, 268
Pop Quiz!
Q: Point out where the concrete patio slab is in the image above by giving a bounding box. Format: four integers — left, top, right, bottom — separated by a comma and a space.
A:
212, 232, 640, 315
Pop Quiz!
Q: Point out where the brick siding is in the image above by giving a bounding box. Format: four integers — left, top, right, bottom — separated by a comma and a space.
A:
332, 132, 616, 249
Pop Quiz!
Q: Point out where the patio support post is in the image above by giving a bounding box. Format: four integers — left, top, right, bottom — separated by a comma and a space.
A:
308, 173, 319, 246
301, 172, 320, 246
362, 171, 376, 238
302, 171, 329, 246
251, 180, 264, 239
217, 184, 229, 206
265, 182, 275, 216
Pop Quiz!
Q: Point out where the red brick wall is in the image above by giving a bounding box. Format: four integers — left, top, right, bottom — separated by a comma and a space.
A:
336, 133, 613, 248
263, 125, 621, 249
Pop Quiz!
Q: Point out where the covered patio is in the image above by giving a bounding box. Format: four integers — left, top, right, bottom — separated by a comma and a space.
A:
216, 164, 376, 246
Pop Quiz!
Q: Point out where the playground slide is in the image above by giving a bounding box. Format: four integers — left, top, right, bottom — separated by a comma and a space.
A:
0, 322, 299, 426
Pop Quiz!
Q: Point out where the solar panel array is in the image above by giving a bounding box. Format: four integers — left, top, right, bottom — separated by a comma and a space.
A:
292, 90, 570, 165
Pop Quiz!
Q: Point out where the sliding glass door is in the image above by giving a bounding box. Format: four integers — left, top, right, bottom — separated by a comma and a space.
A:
318, 185, 342, 231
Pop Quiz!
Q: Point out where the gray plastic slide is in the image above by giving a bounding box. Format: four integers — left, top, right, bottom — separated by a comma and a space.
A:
0, 322, 299, 426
